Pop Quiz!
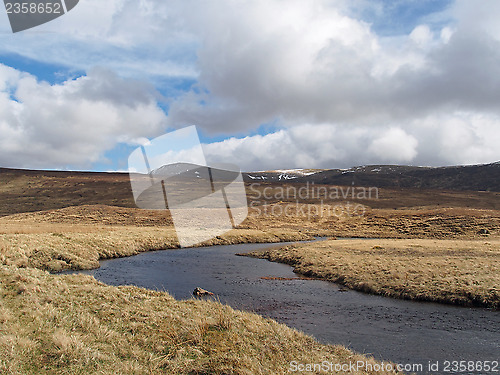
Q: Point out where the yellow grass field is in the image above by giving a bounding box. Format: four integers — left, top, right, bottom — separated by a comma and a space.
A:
0, 182, 498, 373
0, 265, 401, 375
0, 204, 404, 374
247, 238, 500, 309
0, 205, 313, 272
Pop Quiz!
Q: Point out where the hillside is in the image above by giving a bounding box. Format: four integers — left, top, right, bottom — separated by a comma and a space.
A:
245, 162, 500, 191
1, 162, 499, 217
0, 168, 135, 216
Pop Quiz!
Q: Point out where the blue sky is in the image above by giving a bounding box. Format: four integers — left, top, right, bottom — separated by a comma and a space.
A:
0, 0, 499, 172
358, 0, 455, 35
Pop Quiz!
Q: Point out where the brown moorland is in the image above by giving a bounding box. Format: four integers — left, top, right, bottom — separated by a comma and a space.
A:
0, 166, 499, 373
0, 264, 401, 375
0, 203, 404, 374
246, 238, 500, 309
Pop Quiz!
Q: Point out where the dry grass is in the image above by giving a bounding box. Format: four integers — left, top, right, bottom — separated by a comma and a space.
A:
1, 167, 498, 217
243, 204, 500, 240
0, 265, 401, 375
0, 224, 312, 273
247, 238, 500, 309
0, 201, 497, 373
0, 169, 498, 373
1, 204, 173, 227
1, 205, 406, 374
0, 204, 314, 272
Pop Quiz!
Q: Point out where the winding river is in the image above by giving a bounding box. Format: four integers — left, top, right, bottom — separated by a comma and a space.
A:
72, 241, 499, 374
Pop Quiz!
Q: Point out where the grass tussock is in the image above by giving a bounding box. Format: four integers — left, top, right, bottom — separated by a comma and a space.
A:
248, 238, 500, 309
0, 265, 401, 375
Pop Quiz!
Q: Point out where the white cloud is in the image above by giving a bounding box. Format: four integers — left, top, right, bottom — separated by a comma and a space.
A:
0, 0, 198, 80
368, 128, 418, 162
163, 0, 500, 140
0, 65, 167, 169
440, 27, 454, 44
0, 0, 499, 170
203, 112, 500, 171
410, 25, 433, 47
452, 0, 500, 43
413, 112, 500, 166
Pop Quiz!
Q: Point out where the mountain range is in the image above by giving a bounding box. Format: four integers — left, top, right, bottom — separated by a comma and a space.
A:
0, 161, 498, 217
244, 162, 500, 192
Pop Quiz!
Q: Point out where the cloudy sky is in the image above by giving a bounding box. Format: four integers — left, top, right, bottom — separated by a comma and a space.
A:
0, 0, 499, 172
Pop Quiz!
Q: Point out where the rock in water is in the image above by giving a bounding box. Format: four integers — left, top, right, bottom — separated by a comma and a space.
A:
193, 287, 214, 297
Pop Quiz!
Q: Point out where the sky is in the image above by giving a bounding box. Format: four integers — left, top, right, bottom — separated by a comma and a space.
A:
0, 0, 499, 172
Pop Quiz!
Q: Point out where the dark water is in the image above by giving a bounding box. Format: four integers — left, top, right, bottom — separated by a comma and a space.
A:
72, 241, 499, 374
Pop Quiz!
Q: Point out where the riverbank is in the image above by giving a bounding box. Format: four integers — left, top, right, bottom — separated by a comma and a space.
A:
0, 205, 405, 374
0, 264, 401, 374
0, 203, 497, 373
1, 169, 498, 373
2, 202, 498, 273
0, 205, 313, 272
246, 238, 500, 309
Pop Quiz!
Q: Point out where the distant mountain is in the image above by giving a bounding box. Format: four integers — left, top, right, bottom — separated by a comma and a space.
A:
244, 162, 500, 192
0, 161, 497, 217
150, 162, 203, 178
135, 162, 242, 208
244, 169, 327, 182
151, 162, 240, 180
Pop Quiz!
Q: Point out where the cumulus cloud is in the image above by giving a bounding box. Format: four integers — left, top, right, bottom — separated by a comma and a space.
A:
0, 0, 499, 170
410, 25, 433, 47
166, 0, 500, 134
0, 65, 166, 169
368, 128, 418, 162
203, 112, 500, 172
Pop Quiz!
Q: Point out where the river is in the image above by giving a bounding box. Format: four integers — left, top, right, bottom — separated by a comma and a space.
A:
72, 241, 499, 374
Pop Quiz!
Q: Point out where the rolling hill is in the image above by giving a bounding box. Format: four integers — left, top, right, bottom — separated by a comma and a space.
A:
244, 162, 500, 191
0, 161, 498, 217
